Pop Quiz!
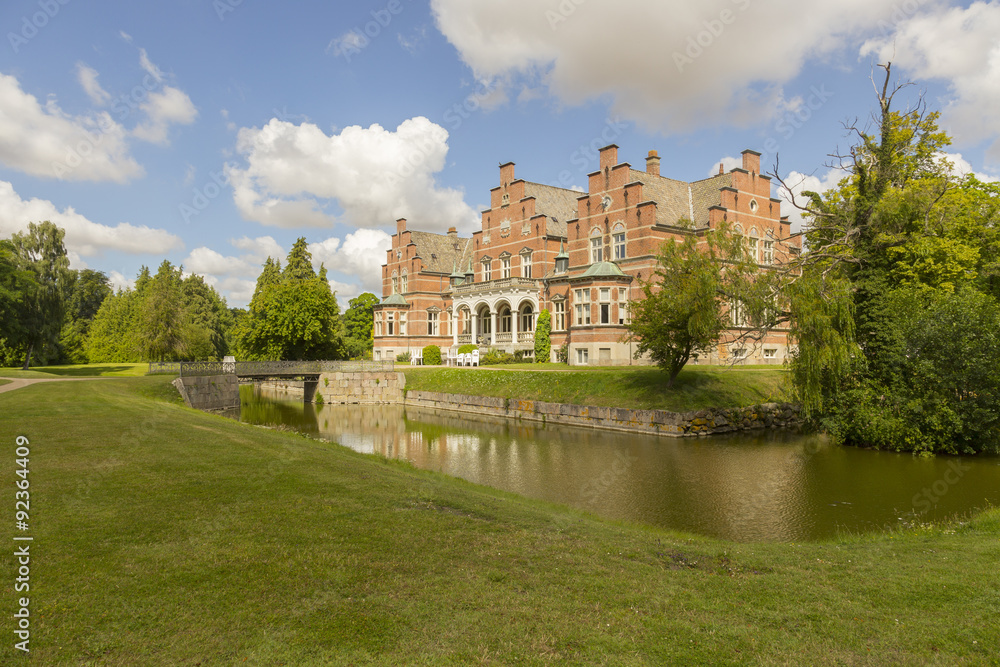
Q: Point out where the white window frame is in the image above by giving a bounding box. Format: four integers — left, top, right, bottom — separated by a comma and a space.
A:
599, 288, 611, 325
399, 312, 407, 336
575, 288, 591, 326
553, 301, 566, 331
387, 312, 395, 336
576, 348, 589, 365
428, 311, 439, 336
521, 252, 532, 278
762, 240, 774, 265
401, 271, 408, 293
613, 231, 625, 260
590, 237, 602, 264
501, 256, 511, 279
482, 259, 492, 282
618, 289, 628, 325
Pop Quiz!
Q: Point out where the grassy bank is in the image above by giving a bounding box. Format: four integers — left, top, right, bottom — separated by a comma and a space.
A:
0, 362, 148, 379
403, 365, 791, 412
1, 375, 997, 664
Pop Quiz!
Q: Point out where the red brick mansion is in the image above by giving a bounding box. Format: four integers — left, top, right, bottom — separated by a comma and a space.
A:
373, 145, 801, 365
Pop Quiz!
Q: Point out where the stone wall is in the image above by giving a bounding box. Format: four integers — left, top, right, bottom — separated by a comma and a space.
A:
403, 390, 801, 437
314, 372, 405, 404
173, 375, 240, 411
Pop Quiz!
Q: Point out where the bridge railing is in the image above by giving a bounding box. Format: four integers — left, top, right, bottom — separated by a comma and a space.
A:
148, 361, 182, 375
178, 360, 396, 377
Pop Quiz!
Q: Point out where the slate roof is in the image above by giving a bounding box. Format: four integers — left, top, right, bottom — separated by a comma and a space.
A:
627, 169, 731, 227
408, 231, 474, 274
523, 181, 578, 238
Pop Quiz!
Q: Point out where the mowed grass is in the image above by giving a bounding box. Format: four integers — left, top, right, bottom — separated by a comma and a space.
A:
403, 365, 792, 412
1, 376, 998, 664
0, 362, 149, 379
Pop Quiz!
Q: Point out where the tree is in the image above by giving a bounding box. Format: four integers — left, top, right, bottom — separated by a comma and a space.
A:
342, 292, 379, 359
533, 309, 551, 362
0, 239, 36, 355
235, 239, 344, 360
59, 269, 112, 363
10, 222, 72, 368
85, 289, 140, 363
182, 274, 233, 360
771, 63, 1000, 453
626, 223, 761, 386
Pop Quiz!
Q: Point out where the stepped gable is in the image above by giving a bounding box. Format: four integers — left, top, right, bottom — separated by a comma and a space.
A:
689, 172, 733, 226
407, 230, 473, 274
522, 181, 578, 237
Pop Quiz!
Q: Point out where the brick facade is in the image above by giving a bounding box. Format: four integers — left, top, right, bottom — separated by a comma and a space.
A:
374, 145, 801, 366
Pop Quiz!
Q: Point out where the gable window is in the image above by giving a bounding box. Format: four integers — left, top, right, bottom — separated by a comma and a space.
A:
401, 270, 408, 293
575, 288, 591, 326
501, 256, 511, 279
482, 259, 492, 282
553, 301, 566, 331
613, 231, 626, 260
590, 237, 603, 263
428, 311, 439, 336
600, 288, 611, 324
521, 252, 532, 278
391, 272, 398, 294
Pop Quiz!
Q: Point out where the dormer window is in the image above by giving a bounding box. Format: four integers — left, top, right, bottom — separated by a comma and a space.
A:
501, 193, 510, 207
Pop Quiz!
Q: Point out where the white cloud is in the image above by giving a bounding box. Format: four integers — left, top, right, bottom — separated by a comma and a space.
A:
397, 27, 428, 54
109, 270, 135, 292
0, 180, 183, 256
138, 48, 164, 83
231, 235, 285, 262
76, 63, 111, 106
184, 235, 285, 278
708, 156, 743, 177
775, 169, 844, 233
935, 151, 1000, 183
0, 73, 142, 183
860, 1, 1000, 158
132, 85, 198, 145
327, 31, 367, 57
119, 31, 133, 44
308, 228, 392, 294
227, 116, 478, 231
431, 0, 906, 133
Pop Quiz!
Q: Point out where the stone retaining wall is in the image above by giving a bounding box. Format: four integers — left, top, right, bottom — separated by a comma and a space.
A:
315, 372, 405, 404
403, 390, 801, 437
173, 375, 240, 411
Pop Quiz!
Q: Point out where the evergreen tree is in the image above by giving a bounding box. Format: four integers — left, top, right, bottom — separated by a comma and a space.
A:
10, 221, 72, 368
533, 309, 551, 363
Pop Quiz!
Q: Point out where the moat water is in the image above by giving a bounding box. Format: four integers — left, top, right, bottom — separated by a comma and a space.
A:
234, 385, 1000, 542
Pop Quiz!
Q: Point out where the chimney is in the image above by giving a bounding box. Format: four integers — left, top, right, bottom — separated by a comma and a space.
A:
741, 149, 761, 174
646, 150, 661, 177
447, 226, 457, 238
396, 218, 407, 235
499, 162, 515, 187
599, 144, 618, 171
719, 163, 724, 175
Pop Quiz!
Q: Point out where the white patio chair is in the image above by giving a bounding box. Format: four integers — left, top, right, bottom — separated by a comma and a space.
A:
471, 349, 480, 367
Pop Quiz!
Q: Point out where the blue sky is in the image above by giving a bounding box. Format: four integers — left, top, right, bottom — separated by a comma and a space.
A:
1, 0, 998, 307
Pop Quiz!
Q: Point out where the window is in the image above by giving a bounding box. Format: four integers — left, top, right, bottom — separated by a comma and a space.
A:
731, 347, 747, 359
499, 306, 511, 333
730, 299, 745, 327
613, 230, 625, 260
762, 240, 774, 265
576, 348, 589, 365
501, 193, 509, 207
374, 313, 382, 337
600, 288, 611, 324
553, 301, 566, 331
387, 312, 395, 336
590, 236, 603, 263
399, 312, 407, 336
521, 252, 532, 278
747, 235, 758, 263
428, 311, 439, 336
555, 256, 568, 274
520, 306, 534, 332
391, 273, 398, 294
462, 309, 471, 335
764, 348, 777, 359
575, 289, 591, 326
482, 259, 492, 282
401, 271, 408, 293
501, 256, 511, 279
617, 289, 628, 325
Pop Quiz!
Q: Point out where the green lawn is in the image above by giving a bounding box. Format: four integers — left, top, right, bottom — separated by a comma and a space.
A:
403, 365, 792, 412
1, 376, 997, 664
0, 362, 149, 379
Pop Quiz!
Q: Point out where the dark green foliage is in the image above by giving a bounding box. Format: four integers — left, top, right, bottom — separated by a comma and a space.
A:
557, 343, 568, 364
234, 240, 344, 361
533, 309, 551, 362
458, 343, 477, 354
480, 350, 515, 365
422, 345, 441, 365
9, 221, 72, 368
343, 292, 379, 359
396, 351, 411, 362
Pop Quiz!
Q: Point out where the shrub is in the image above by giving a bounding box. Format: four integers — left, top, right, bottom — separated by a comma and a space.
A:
458, 344, 477, 354
557, 343, 569, 364
534, 309, 552, 362
481, 350, 515, 365
396, 351, 411, 363
423, 345, 441, 365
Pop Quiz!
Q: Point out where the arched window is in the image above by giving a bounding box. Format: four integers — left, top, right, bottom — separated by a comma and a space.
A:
590, 227, 603, 263
612, 223, 626, 260
520, 304, 534, 332
391, 271, 398, 294
748, 229, 759, 263
401, 270, 408, 293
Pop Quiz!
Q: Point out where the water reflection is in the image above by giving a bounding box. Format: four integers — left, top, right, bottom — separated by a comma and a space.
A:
237, 385, 1000, 542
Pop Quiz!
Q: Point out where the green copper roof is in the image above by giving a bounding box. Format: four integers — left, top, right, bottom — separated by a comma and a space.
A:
382, 293, 409, 306
449, 262, 464, 279
580, 261, 625, 278
555, 239, 568, 260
